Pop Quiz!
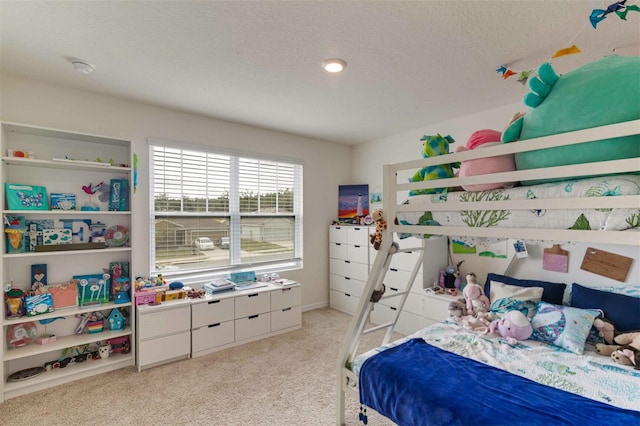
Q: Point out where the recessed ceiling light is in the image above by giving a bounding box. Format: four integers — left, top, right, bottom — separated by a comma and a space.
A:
322, 58, 346, 73
71, 60, 95, 74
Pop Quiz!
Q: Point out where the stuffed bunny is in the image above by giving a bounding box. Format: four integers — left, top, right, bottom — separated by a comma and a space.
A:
463, 273, 490, 316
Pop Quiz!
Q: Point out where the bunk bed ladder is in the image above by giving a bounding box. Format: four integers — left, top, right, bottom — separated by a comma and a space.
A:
336, 232, 426, 425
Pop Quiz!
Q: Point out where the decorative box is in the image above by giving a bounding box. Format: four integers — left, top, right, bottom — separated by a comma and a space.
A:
87, 320, 104, 334
50, 193, 76, 210
164, 289, 186, 301
109, 179, 129, 211
5, 183, 49, 210
74, 273, 110, 306
42, 229, 72, 245
135, 291, 156, 306
25, 293, 55, 317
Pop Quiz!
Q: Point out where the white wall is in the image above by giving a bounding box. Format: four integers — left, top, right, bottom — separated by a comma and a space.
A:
353, 103, 639, 292
0, 73, 353, 310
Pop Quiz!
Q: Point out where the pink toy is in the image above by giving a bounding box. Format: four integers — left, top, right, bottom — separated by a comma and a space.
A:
488, 310, 533, 344
455, 129, 517, 191
462, 273, 490, 316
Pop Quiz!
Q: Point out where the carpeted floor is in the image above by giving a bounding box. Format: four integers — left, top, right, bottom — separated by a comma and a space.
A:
0, 307, 398, 425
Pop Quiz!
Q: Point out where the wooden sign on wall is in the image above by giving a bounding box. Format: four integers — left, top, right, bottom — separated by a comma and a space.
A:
580, 247, 633, 282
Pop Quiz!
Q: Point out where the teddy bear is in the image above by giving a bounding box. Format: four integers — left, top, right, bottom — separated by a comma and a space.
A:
595, 331, 640, 369
462, 273, 490, 316
454, 129, 517, 191
369, 209, 399, 253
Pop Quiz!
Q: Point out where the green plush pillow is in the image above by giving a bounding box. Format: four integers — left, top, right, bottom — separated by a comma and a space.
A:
502, 55, 640, 185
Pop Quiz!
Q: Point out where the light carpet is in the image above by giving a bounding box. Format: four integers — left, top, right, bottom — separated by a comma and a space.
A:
0, 307, 398, 426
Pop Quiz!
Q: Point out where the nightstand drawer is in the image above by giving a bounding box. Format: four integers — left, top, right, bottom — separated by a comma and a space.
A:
271, 286, 301, 311
192, 298, 235, 328
236, 312, 271, 341
192, 320, 234, 353
271, 306, 301, 331
235, 291, 270, 318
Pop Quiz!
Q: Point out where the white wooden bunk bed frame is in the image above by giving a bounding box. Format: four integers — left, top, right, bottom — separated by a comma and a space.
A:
336, 119, 640, 425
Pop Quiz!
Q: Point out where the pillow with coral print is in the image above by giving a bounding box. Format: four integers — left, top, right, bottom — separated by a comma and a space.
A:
530, 302, 600, 354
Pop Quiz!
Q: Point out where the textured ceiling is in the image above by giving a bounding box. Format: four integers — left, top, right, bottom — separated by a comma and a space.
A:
1, 1, 638, 145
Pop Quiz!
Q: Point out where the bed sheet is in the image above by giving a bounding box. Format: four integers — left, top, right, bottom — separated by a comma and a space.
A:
351, 321, 640, 412
398, 175, 640, 232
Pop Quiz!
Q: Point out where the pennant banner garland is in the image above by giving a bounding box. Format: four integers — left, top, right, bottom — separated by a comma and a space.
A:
497, 0, 639, 84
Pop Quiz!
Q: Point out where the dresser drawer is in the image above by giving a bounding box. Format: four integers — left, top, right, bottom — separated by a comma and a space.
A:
330, 290, 360, 315
138, 331, 190, 366
192, 320, 235, 353
330, 274, 365, 297
271, 306, 301, 332
192, 298, 234, 328
330, 226, 348, 244
138, 305, 190, 340
330, 258, 369, 282
347, 226, 369, 244
347, 243, 369, 264
329, 242, 347, 259
271, 286, 301, 311
235, 312, 271, 341
235, 291, 270, 318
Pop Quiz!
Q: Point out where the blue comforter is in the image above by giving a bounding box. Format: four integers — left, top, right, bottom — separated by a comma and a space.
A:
358, 338, 640, 425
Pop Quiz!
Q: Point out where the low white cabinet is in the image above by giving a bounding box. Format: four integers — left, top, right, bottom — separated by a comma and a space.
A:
136, 299, 191, 371
191, 283, 302, 358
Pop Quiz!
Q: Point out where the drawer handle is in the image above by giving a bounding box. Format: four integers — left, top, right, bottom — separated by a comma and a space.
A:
282, 307, 292, 312
208, 300, 221, 304
345, 293, 351, 297
354, 227, 361, 230
344, 260, 351, 264
248, 314, 259, 319
390, 268, 398, 272
248, 293, 259, 298
344, 277, 351, 280
354, 245, 360, 248
282, 288, 292, 292
335, 243, 342, 246
208, 323, 221, 328
391, 307, 397, 311
390, 287, 399, 292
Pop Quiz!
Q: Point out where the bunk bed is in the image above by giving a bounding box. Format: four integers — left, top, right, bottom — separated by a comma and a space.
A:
336, 119, 640, 426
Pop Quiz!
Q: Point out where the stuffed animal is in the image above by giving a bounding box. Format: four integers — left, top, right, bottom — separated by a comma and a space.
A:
408, 134, 460, 196
448, 298, 467, 317
454, 129, 517, 191
462, 273, 490, 316
488, 310, 533, 344
369, 209, 399, 253
596, 331, 640, 369
501, 55, 640, 185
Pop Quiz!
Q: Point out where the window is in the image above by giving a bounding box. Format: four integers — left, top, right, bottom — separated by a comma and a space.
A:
150, 141, 303, 284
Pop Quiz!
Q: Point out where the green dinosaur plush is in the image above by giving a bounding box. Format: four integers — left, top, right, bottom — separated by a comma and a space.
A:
408, 134, 460, 196
502, 55, 640, 185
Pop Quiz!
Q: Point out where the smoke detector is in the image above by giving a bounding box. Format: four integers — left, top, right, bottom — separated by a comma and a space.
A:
71, 60, 95, 74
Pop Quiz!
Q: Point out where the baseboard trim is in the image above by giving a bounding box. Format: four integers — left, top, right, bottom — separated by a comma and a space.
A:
302, 301, 328, 312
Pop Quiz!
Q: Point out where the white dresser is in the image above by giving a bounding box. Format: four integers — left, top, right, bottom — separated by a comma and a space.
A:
329, 225, 372, 315
328, 223, 450, 335
190, 283, 302, 358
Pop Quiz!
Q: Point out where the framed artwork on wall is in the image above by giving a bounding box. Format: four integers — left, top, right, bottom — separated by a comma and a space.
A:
338, 184, 369, 220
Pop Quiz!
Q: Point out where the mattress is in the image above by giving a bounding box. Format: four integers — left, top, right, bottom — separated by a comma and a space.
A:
397, 175, 640, 232
352, 320, 640, 413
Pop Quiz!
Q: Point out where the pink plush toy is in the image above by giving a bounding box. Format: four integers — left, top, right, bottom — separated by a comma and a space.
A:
488, 310, 533, 344
455, 129, 517, 191
462, 273, 490, 316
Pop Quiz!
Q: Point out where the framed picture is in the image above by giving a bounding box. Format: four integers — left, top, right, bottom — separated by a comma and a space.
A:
338, 184, 369, 220
5, 183, 49, 210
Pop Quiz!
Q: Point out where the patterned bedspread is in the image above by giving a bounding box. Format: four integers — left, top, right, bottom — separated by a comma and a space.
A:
352, 321, 640, 412
397, 175, 640, 232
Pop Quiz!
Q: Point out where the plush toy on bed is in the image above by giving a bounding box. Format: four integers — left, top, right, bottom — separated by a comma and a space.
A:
454, 129, 517, 191
369, 209, 399, 253
501, 55, 640, 185
448, 298, 467, 317
594, 330, 640, 369
488, 310, 533, 345
463, 273, 490, 316
408, 134, 460, 196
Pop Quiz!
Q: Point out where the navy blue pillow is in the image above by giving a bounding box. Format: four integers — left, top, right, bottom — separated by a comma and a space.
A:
484, 273, 567, 305
571, 283, 640, 332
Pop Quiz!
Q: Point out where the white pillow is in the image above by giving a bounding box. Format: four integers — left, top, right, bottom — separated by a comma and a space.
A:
489, 281, 544, 319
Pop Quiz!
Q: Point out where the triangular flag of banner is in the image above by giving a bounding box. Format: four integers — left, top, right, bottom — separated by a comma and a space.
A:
502, 69, 516, 79
552, 44, 582, 58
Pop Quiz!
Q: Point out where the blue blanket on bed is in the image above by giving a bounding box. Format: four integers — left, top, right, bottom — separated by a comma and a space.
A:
358, 338, 640, 426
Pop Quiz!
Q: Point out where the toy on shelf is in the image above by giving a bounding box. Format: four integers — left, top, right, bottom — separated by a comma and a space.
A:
4, 215, 26, 254
107, 308, 124, 331
80, 181, 109, 211
6, 322, 37, 348
439, 261, 464, 296
4, 285, 25, 319
75, 311, 104, 334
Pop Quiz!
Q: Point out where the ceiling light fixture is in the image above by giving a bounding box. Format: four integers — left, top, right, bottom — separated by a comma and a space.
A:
71, 60, 95, 74
322, 58, 346, 73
